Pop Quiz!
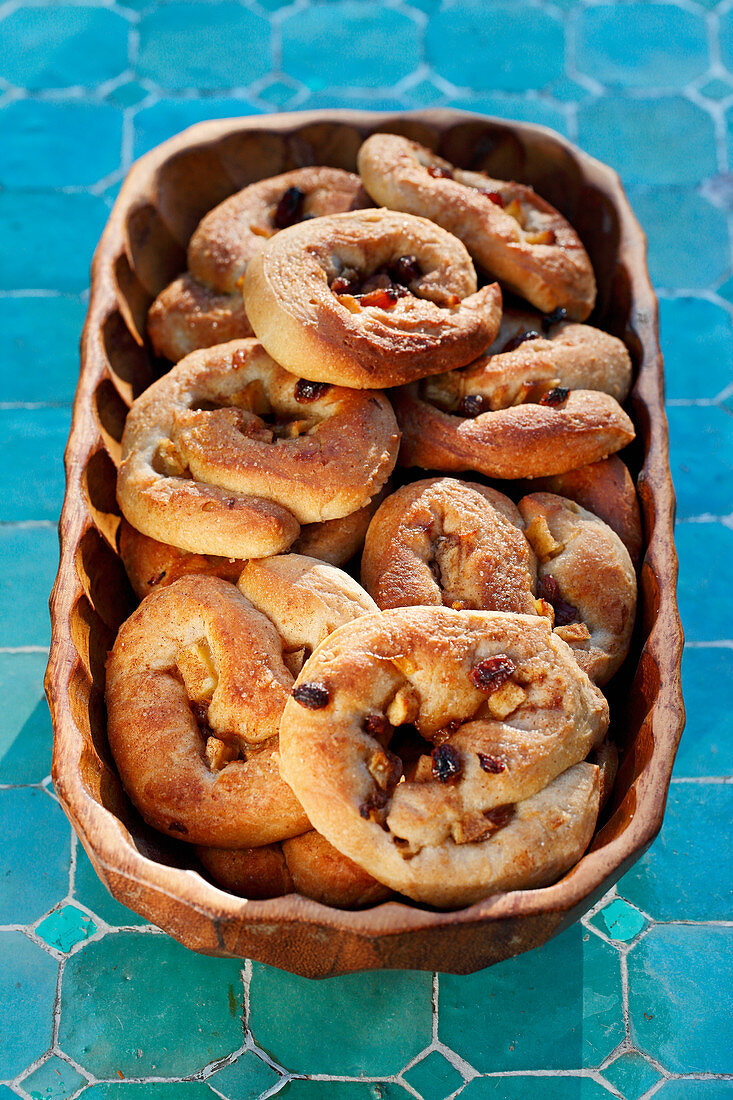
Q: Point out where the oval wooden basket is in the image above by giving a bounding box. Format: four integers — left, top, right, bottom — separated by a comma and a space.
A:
46, 109, 685, 978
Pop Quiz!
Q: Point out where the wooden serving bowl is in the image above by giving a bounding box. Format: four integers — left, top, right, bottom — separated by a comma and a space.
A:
46, 109, 684, 977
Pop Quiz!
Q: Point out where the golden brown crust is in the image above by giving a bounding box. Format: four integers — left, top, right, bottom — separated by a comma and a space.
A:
393, 383, 635, 480
357, 134, 596, 320
279, 606, 607, 907
117, 339, 399, 558
243, 209, 503, 389
197, 843, 293, 900
147, 274, 253, 363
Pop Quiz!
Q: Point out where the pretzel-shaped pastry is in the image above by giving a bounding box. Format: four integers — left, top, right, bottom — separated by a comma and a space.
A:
197, 831, 391, 908
117, 339, 399, 559
243, 209, 503, 389
279, 606, 608, 908
362, 479, 636, 686
148, 167, 370, 361
392, 310, 634, 478
106, 559, 378, 847
357, 134, 596, 320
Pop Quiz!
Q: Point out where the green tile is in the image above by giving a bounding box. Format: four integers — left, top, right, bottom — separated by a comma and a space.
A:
0, 651, 52, 784
0, 931, 58, 1078
660, 297, 733, 402
0, 5, 129, 89
668, 406, 733, 519
655, 1083, 733, 1098
676, 522, 733, 644
0, 295, 85, 404
601, 1051, 662, 1100
460, 1078, 611, 1099
576, 4, 708, 88
58, 931, 245, 1077
248, 965, 432, 1076
277, 1085, 407, 1099
0, 191, 107, 292
0, 408, 71, 521
21, 1053, 87, 1100
80, 1086, 218, 1099
0, 788, 70, 923
403, 1050, 464, 1099
676, 648, 733, 777
587, 898, 648, 943
0, 526, 58, 647
208, 1050, 281, 1100
72, 843, 149, 928
700, 77, 733, 101
36, 904, 97, 953
0, 100, 123, 188
628, 925, 733, 1072
619, 784, 733, 921
626, 186, 729, 290
439, 924, 624, 1071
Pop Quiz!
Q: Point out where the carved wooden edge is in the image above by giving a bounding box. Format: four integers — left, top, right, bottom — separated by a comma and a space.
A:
45, 109, 685, 972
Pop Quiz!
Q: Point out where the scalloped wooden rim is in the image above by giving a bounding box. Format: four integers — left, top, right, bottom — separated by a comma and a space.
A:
45, 108, 685, 966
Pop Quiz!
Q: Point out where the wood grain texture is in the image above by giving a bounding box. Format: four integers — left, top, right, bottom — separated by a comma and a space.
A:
45, 109, 685, 977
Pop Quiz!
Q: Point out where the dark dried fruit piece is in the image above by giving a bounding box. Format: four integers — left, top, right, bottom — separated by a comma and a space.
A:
292, 681, 330, 709
539, 386, 570, 407
478, 752, 506, 774
294, 378, 331, 403
359, 286, 405, 309
273, 186, 306, 229
330, 275, 355, 294
190, 700, 209, 725
168, 820, 188, 834
538, 574, 581, 626
388, 255, 421, 285
542, 307, 568, 331
364, 713, 393, 740
427, 164, 454, 180
148, 570, 166, 587
480, 189, 505, 207
484, 804, 514, 832
501, 329, 542, 354
457, 393, 490, 418
431, 744, 462, 783
470, 654, 516, 693
359, 788, 388, 820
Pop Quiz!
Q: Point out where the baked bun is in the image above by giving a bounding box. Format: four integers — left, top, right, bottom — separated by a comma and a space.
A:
358, 133, 596, 320
243, 208, 502, 389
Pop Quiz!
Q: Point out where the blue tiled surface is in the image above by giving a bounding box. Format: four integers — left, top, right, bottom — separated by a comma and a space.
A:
1, 3, 731, 1099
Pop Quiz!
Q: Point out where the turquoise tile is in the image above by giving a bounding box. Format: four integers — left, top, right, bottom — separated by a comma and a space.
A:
676, 522, 733, 643
0, 101, 123, 189
549, 77, 593, 103
58, 932, 245, 1077
248, 965, 432, 1075
132, 98, 261, 159
72, 843, 149, 928
36, 904, 97, 954
587, 898, 648, 943
208, 1050, 281, 1100
718, 12, 733, 82
0, 6, 129, 90
439, 924, 623, 1071
443, 95, 568, 135
0, 788, 70, 924
675, 648, 733, 777
0, 526, 58, 647
255, 78, 303, 110
277, 1085, 407, 1099
577, 97, 716, 186
1, 295, 85, 404
655, 1083, 733, 1098
0, 191, 107, 291
601, 1051, 663, 1100
576, 4, 708, 89
281, 3, 420, 91
460, 1077, 611, 1099
627, 925, 733, 1072
0, 408, 71, 521
0, 652, 53, 785
295, 92, 407, 113
660, 297, 733, 401
619, 783, 733, 921
106, 80, 150, 109
137, 3, 271, 90
699, 77, 733, 101
426, 1, 564, 92
403, 79, 448, 108
80, 1086, 218, 1099
402, 1050, 464, 1099
626, 186, 729, 290
667, 406, 733, 519
20, 1053, 86, 1100
0, 932, 58, 1078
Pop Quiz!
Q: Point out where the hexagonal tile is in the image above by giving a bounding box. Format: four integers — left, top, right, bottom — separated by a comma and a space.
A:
0, 788, 70, 924
426, 1, 564, 92
57, 932, 245, 1078
274, 1085, 408, 1099
654, 1083, 733, 1098
627, 925, 733, 1072
439, 924, 624, 1071
675, 648, 733, 777
460, 1077, 612, 1099
36, 904, 97, 954
0, 651, 54, 784
0, 527, 59, 647
80, 1086, 218, 1099
0, 407, 72, 522
587, 898, 648, 944
0, 190, 108, 292
0, 5, 129, 90
137, 3, 272, 91
282, 3, 420, 91
601, 1050, 663, 1100
667, 405, 733, 519
619, 783, 733, 921
248, 964, 432, 1075
0, 931, 58, 1078
0, 100, 123, 188
676, 522, 733, 643
208, 1049, 281, 1099
19, 1053, 87, 1100
443, 94, 567, 134
1, 295, 87, 405
626, 185, 729, 290
132, 97, 261, 159
660, 296, 733, 402
402, 1049, 464, 1099
576, 4, 708, 89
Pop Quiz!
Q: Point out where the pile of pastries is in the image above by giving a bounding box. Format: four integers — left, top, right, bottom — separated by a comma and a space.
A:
106, 133, 639, 910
